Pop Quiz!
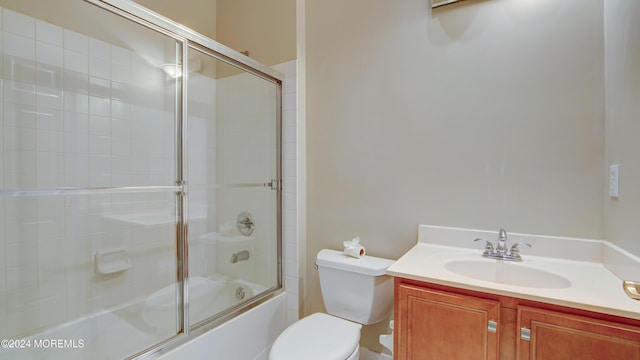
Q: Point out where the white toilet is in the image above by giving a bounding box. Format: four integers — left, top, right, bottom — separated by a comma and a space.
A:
269, 249, 395, 360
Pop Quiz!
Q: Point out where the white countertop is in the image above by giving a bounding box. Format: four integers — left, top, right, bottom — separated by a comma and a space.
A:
387, 225, 640, 320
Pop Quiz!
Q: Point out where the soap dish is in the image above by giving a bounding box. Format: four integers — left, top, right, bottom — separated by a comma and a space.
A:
95, 249, 132, 275
623, 280, 640, 301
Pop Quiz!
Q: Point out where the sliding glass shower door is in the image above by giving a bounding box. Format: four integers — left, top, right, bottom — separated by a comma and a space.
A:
0, 0, 282, 359
0, 1, 184, 358
186, 46, 281, 327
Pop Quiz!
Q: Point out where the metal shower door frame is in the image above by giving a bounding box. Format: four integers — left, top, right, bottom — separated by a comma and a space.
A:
82, 1, 283, 358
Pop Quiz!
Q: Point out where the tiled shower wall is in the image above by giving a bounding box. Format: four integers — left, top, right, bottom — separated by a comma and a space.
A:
163, 59, 299, 360
184, 67, 216, 278
191, 59, 298, 323
187, 65, 280, 288
272, 60, 299, 326
0, 7, 296, 342
0, 7, 177, 339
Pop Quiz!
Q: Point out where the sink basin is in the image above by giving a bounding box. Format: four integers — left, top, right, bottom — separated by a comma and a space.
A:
444, 259, 571, 289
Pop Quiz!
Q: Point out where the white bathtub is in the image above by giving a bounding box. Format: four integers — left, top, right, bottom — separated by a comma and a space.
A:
142, 276, 262, 328
158, 293, 286, 360
1, 309, 162, 360
1, 276, 274, 360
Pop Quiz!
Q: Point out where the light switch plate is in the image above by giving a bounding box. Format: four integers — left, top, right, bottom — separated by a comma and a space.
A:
609, 164, 620, 198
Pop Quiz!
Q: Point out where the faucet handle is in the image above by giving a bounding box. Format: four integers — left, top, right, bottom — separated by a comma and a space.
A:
474, 238, 494, 252
509, 242, 532, 254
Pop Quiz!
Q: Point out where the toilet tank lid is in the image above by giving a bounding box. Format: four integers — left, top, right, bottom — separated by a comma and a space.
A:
316, 249, 395, 276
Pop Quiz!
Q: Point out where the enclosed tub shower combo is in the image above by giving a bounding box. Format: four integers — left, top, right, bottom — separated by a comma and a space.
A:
0, 0, 283, 358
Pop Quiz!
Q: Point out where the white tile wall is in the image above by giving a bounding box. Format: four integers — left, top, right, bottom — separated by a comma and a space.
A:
272, 60, 299, 326
0, 7, 178, 342
0, 7, 5, 335
185, 58, 297, 327
0, 7, 295, 359
214, 72, 279, 290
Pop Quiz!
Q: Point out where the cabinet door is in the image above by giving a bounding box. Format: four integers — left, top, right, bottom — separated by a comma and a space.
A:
517, 306, 640, 360
396, 283, 500, 360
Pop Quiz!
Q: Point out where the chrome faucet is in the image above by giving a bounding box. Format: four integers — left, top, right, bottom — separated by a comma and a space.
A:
496, 228, 508, 254
230, 250, 250, 263
474, 228, 531, 261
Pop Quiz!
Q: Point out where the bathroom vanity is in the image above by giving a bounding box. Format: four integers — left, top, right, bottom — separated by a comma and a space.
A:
387, 225, 640, 360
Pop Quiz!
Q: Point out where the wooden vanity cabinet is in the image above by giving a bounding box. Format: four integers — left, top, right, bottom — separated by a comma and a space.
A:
396, 281, 500, 359
517, 306, 640, 359
395, 278, 640, 360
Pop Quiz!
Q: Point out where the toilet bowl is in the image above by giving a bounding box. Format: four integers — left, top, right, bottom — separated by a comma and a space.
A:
269, 249, 395, 360
269, 313, 361, 360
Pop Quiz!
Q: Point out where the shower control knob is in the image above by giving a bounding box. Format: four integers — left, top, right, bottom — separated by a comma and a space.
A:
236, 212, 255, 236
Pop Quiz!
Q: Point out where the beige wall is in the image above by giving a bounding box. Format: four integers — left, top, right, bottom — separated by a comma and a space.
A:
604, 1, 640, 255
133, 0, 296, 77
134, 0, 297, 69
217, 0, 296, 67
305, 0, 605, 350
132, 0, 217, 40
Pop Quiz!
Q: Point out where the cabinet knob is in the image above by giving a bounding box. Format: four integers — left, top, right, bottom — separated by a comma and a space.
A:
520, 327, 531, 341
488, 320, 497, 333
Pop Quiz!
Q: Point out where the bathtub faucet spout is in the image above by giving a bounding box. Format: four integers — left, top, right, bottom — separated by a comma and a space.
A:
230, 250, 250, 263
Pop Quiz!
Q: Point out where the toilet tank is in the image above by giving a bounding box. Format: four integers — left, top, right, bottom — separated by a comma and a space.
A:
316, 249, 395, 325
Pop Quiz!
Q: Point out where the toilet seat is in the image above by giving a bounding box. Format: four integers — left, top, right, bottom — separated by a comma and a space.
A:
269, 313, 361, 360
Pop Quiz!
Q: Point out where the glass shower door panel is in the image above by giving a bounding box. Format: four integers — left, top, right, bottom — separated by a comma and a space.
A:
0, 2, 183, 358
0, 191, 179, 359
187, 47, 280, 326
